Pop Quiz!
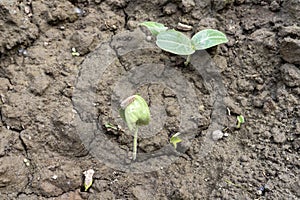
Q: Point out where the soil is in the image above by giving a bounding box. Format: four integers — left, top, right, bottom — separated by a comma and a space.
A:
0, 0, 299, 199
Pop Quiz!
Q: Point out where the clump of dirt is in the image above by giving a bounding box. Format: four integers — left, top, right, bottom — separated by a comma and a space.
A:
0, 0, 299, 199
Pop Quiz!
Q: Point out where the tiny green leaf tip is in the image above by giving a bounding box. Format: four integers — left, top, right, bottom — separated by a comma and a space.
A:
170, 133, 182, 149
236, 115, 245, 128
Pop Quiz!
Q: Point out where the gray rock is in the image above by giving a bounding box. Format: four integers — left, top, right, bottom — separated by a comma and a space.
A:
163, 3, 177, 15
212, 130, 224, 141
182, 0, 195, 13
280, 38, 300, 65
271, 127, 286, 144
240, 155, 249, 162
280, 63, 300, 87
269, 1, 280, 12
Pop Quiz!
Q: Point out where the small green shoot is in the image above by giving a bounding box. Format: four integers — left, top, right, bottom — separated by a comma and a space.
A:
236, 115, 245, 128
71, 47, 80, 56
83, 169, 94, 192
119, 95, 150, 160
140, 21, 228, 65
104, 123, 118, 130
170, 132, 182, 149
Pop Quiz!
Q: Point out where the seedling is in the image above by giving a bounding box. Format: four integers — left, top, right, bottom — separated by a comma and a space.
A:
236, 115, 245, 128
119, 95, 150, 160
83, 169, 95, 192
104, 122, 118, 131
140, 21, 228, 65
170, 132, 182, 149
71, 47, 80, 56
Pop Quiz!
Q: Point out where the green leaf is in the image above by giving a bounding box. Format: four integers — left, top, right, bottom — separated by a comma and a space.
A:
236, 115, 245, 128
84, 181, 93, 192
119, 95, 150, 131
191, 29, 228, 50
156, 30, 195, 55
140, 21, 168, 36
170, 133, 182, 149
237, 115, 245, 123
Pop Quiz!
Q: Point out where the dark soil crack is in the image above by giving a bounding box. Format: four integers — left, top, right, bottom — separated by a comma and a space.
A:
122, 8, 129, 30
108, 34, 128, 73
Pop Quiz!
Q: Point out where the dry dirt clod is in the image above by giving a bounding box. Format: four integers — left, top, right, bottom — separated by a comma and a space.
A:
280, 38, 300, 65
280, 63, 300, 87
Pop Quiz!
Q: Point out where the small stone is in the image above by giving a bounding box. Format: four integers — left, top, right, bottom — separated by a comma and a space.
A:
240, 155, 248, 162
280, 38, 300, 65
271, 127, 286, 143
163, 3, 177, 15
265, 181, 274, 191
52, 175, 58, 180
256, 190, 263, 196
182, 0, 195, 13
269, 1, 280, 11
127, 20, 138, 30
212, 130, 223, 140
295, 123, 300, 135
280, 63, 300, 87
74, 7, 83, 16
146, 36, 152, 41
263, 98, 276, 114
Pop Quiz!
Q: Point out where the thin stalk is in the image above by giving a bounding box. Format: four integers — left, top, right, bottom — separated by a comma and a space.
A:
184, 54, 191, 66
132, 127, 138, 160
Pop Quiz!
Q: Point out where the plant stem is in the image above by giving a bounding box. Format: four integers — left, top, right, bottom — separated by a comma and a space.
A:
132, 127, 138, 160
184, 55, 191, 66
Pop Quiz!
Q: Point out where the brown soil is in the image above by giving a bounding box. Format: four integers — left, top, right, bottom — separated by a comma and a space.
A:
0, 0, 299, 199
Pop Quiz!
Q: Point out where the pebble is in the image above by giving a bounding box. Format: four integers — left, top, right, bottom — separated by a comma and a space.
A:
271, 127, 286, 143
256, 190, 263, 196
163, 3, 177, 15
280, 38, 300, 65
212, 130, 223, 140
182, 0, 195, 13
269, 1, 280, 11
74, 7, 83, 16
146, 36, 152, 41
240, 155, 248, 162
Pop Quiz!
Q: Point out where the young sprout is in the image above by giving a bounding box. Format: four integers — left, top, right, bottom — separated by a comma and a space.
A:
71, 47, 80, 56
140, 21, 228, 65
170, 132, 182, 149
236, 115, 245, 128
104, 122, 118, 131
83, 169, 95, 192
119, 95, 150, 160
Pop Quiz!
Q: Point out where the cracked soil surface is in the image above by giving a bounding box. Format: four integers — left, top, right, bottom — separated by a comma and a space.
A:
0, 0, 299, 199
